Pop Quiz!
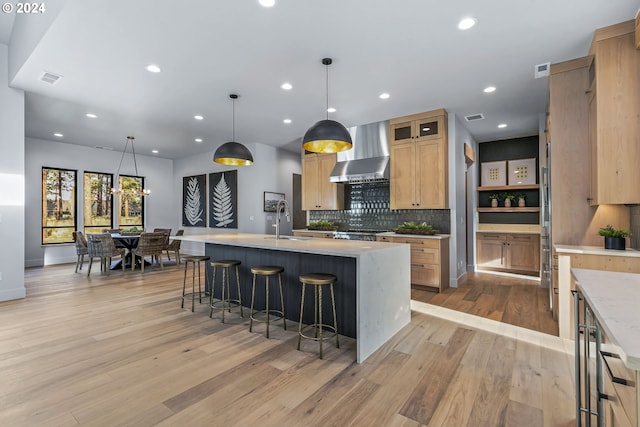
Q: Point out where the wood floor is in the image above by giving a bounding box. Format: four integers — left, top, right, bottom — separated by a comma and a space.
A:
0, 263, 575, 426
411, 272, 559, 336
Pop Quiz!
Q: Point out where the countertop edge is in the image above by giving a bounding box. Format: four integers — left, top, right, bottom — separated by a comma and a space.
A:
555, 244, 640, 257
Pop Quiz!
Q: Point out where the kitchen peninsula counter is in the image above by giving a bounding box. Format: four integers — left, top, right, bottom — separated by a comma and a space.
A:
178, 233, 411, 362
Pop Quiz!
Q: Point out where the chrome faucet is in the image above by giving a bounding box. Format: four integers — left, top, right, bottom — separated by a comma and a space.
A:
275, 199, 290, 240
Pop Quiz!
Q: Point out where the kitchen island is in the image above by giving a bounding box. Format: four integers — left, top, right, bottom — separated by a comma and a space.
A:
178, 233, 411, 362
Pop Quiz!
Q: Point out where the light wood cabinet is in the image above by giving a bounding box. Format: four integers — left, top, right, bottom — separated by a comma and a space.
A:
376, 235, 449, 292
389, 109, 448, 209
301, 153, 344, 211
477, 233, 540, 274
588, 21, 640, 205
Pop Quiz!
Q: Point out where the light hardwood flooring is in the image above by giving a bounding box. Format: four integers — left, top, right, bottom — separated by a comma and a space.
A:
412, 272, 559, 336
0, 263, 575, 426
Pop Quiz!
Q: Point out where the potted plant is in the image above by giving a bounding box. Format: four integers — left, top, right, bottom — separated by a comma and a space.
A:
515, 193, 526, 207
394, 221, 437, 235
488, 193, 501, 208
598, 224, 630, 250
503, 192, 515, 208
308, 220, 338, 231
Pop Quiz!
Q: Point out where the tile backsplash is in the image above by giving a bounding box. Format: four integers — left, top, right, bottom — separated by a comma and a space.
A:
630, 205, 640, 249
308, 182, 451, 233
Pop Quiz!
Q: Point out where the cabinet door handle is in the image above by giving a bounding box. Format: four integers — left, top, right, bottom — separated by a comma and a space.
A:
600, 351, 636, 386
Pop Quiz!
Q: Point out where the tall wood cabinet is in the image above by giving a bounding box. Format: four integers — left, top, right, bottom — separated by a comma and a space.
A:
389, 109, 448, 209
588, 20, 640, 205
301, 153, 344, 211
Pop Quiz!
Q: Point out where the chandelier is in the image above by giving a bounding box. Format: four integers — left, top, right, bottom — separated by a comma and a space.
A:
111, 136, 151, 196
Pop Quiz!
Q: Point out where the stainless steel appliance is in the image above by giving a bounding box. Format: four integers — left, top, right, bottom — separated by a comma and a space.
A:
332, 229, 382, 241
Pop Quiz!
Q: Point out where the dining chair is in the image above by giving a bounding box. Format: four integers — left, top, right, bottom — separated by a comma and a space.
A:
153, 228, 172, 252
72, 231, 88, 273
166, 230, 184, 264
86, 233, 125, 276
132, 232, 166, 272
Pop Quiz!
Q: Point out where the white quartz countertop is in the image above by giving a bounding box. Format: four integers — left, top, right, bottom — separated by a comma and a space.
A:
376, 232, 450, 240
555, 244, 640, 257
572, 268, 640, 370
178, 233, 405, 258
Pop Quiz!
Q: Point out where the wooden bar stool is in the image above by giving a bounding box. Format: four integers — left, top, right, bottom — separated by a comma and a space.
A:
297, 273, 339, 359
249, 265, 286, 338
181, 255, 210, 312
209, 260, 243, 322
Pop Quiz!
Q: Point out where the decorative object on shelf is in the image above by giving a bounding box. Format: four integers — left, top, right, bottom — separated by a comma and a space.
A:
394, 221, 438, 235
182, 175, 206, 227
209, 170, 238, 228
111, 136, 151, 196
308, 220, 338, 231
503, 192, 515, 208
598, 224, 630, 250
302, 58, 353, 153
488, 193, 501, 208
516, 192, 526, 207
481, 160, 506, 186
263, 191, 285, 213
213, 94, 254, 166
508, 158, 536, 185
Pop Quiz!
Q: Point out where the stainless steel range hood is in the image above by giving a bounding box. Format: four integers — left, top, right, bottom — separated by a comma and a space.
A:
329, 120, 390, 183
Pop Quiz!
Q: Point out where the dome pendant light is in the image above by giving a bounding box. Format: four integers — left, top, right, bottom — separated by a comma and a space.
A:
213, 94, 254, 166
302, 58, 352, 153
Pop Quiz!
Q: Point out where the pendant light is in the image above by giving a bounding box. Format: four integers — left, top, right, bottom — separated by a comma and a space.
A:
213, 94, 254, 166
111, 136, 150, 196
302, 58, 352, 153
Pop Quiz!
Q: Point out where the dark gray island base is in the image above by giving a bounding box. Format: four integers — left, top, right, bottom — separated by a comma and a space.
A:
179, 233, 410, 362
206, 244, 357, 338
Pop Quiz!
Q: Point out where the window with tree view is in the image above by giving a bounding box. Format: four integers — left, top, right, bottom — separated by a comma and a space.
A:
84, 171, 113, 234
118, 175, 144, 228
42, 167, 77, 244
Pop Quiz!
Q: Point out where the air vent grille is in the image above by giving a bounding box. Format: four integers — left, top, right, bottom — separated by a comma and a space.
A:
95, 146, 114, 151
40, 71, 63, 84
534, 62, 550, 79
465, 113, 485, 122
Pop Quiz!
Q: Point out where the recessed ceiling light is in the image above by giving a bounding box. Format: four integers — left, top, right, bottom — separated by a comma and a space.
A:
283, 119, 292, 124
151, 150, 159, 154
258, 0, 275, 7
379, 93, 390, 99
483, 86, 496, 93
194, 138, 203, 143
327, 107, 336, 113
53, 133, 63, 137
145, 64, 161, 73
85, 113, 98, 118
194, 115, 204, 120
457, 17, 477, 30
498, 123, 508, 128
281, 82, 292, 90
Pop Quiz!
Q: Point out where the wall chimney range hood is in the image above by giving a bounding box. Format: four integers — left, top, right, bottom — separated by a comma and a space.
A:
329, 120, 390, 183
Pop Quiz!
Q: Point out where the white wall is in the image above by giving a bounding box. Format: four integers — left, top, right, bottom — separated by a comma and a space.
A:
0, 43, 26, 301
447, 113, 477, 286
172, 142, 301, 255
25, 137, 174, 267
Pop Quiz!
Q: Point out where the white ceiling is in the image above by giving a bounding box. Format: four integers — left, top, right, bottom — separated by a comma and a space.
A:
3, 0, 639, 159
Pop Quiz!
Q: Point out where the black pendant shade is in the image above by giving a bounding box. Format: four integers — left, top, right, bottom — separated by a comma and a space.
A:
302, 58, 353, 153
213, 141, 254, 166
302, 119, 352, 153
213, 94, 254, 166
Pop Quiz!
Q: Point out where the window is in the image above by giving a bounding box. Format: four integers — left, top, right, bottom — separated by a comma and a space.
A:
118, 175, 144, 228
42, 167, 77, 244
84, 171, 113, 234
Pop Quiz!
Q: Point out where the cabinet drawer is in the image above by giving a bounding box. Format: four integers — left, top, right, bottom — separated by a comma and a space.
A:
399, 237, 440, 249
411, 247, 439, 265
411, 264, 439, 287
602, 364, 634, 427
477, 233, 507, 241
601, 349, 637, 426
507, 234, 538, 243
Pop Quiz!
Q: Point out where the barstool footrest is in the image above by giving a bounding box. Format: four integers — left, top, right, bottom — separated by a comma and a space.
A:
250, 310, 285, 323
299, 323, 338, 341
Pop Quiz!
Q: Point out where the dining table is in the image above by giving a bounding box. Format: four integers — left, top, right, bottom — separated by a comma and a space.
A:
110, 233, 148, 270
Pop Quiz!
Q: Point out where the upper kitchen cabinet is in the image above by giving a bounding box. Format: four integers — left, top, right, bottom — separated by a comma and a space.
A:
389, 109, 448, 209
588, 20, 640, 205
301, 152, 344, 211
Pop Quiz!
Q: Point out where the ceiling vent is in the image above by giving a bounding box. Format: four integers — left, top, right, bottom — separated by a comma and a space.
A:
40, 71, 63, 84
534, 62, 550, 79
94, 146, 114, 151
465, 113, 485, 122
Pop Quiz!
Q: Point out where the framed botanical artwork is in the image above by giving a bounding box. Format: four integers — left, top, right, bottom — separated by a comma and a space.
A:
480, 160, 506, 187
209, 170, 237, 228
508, 158, 536, 185
182, 174, 206, 227
263, 191, 285, 212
